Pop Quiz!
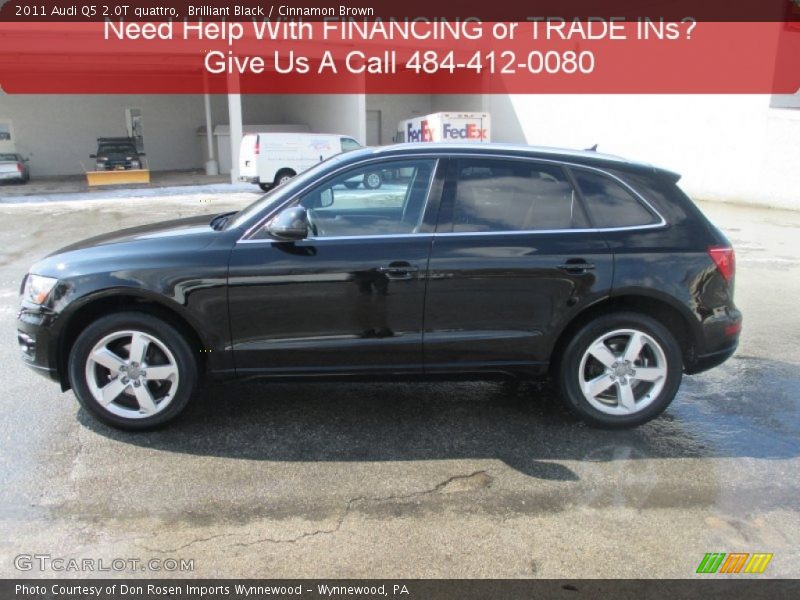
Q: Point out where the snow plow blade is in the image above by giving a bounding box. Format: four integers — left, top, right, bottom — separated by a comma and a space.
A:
86, 169, 150, 186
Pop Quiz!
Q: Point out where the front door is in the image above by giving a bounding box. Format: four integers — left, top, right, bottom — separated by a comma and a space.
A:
228, 157, 442, 375
423, 157, 614, 373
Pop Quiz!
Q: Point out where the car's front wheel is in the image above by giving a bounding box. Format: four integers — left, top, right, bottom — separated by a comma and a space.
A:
556, 312, 682, 428
68, 312, 198, 430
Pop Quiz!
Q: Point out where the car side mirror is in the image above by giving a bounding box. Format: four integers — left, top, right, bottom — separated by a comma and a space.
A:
320, 188, 334, 208
89, 154, 96, 158
268, 207, 309, 241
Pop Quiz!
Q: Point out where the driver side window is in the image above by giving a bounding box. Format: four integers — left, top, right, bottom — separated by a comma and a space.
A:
297, 159, 436, 238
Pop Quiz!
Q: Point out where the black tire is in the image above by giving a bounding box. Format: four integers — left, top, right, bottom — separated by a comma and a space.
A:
343, 181, 361, 189
556, 312, 682, 428
258, 183, 272, 192
68, 312, 198, 430
274, 170, 296, 188
362, 171, 382, 189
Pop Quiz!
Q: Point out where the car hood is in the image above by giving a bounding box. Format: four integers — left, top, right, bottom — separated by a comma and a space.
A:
48, 214, 215, 256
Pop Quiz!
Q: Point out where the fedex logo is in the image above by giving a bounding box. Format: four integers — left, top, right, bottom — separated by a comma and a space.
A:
442, 122, 487, 140
406, 120, 435, 143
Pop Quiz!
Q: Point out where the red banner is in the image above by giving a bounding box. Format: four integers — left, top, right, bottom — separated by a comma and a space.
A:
0, 21, 798, 94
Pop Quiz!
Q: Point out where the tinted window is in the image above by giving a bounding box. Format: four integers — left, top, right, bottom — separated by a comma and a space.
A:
572, 169, 659, 228
450, 159, 589, 232
296, 159, 436, 237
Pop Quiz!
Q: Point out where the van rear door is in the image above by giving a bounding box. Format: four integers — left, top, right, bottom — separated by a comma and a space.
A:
238, 134, 259, 181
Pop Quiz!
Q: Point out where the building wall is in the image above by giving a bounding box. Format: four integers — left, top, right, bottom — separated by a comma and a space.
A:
488, 94, 800, 211
5, 92, 797, 211
366, 95, 434, 145
0, 94, 212, 176
280, 95, 365, 143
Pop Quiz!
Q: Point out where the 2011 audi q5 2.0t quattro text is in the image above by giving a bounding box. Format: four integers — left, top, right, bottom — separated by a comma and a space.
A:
17, 143, 741, 430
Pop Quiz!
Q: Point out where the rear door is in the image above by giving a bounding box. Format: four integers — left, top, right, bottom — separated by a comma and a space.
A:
423, 156, 613, 374
239, 134, 258, 179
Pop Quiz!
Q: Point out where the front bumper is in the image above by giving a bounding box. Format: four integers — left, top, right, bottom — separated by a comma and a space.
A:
17, 305, 62, 384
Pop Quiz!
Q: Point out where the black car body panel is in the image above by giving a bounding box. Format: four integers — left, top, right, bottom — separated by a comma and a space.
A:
18, 216, 238, 384
18, 143, 741, 394
423, 231, 613, 374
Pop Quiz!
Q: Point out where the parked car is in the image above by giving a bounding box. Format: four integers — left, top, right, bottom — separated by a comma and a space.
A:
90, 137, 145, 171
18, 143, 741, 430
0, 153, 30, 183
238, 132, 369, 192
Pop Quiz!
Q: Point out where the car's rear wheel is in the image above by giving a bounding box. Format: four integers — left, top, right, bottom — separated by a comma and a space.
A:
274, 170, 296, 187
68, 312, 197, 430
362, 171, 382, 189
258, 183, 272, 192
556, 312, 682, 428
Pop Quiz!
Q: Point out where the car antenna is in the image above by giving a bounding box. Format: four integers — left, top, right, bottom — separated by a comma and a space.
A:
586, 144, 598, 152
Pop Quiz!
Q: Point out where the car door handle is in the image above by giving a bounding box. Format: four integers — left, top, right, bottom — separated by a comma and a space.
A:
557, 260, 596, 274
377, 262, 419, 280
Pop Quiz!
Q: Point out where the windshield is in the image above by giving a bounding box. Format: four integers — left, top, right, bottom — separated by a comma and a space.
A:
226, 151, 354, 230
0, 153, 19, 161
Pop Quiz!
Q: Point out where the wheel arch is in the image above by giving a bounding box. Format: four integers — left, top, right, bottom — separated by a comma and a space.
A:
57, 289, 207, 391
550, 292, 700, 374
273, 168, 297, 186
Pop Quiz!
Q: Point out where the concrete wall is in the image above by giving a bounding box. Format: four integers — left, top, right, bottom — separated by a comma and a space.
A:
280, 95, 365, 143
0, 94, 211, 177
489, 94, 800, 211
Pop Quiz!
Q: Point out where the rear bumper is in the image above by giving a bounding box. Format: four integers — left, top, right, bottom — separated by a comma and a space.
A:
239, 176, 259, 184
687, 342, 738, 374
686, 309, 742, 374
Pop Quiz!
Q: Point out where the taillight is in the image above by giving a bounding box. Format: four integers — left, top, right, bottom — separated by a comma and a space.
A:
708, 246, 735, 282
16, 163, 24, 172
254, 137, 260, 155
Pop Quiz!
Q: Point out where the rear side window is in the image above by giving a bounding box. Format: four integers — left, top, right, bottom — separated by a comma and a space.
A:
572, 169, 659, 228
449, 159, 589, 232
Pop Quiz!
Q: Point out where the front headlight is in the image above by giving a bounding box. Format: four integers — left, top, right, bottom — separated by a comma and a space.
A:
23, 274, 58, 305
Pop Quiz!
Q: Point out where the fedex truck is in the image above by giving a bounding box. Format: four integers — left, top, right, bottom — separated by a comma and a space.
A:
395, 112, 490, 144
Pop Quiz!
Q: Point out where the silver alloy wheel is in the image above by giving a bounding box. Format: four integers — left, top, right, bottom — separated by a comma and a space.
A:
277, 174, 293, 186
578, 328, 668, 416
84, 330, 180, 419
364, 172, 381, 188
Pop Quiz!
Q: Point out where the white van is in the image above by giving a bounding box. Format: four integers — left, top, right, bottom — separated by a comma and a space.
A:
238, 133, 362, 191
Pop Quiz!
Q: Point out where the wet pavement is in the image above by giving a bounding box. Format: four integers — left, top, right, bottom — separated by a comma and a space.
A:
0, 192, 798, 578
0, 170, 231, 199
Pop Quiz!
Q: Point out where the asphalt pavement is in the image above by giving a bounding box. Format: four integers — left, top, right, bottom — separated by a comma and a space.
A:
0, 189, 798, 578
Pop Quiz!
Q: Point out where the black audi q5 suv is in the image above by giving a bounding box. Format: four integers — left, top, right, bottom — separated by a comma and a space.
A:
17, 143, 740, 429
